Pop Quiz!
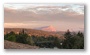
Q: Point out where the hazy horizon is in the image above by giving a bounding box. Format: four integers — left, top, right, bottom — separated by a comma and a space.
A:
4, 4, 84, 31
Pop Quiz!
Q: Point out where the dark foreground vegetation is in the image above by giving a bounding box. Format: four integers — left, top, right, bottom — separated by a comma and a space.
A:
4, 29, 84, 49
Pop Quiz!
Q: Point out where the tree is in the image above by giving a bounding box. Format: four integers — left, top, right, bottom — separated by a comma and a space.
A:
72, 31, 84, 49
7, 35, 16, 42
4, 31, 16, 42
26, 36, 35, 45
54, 37, 61, 48
16, 33, 28, 44
64, 29, 72, 39
16, 29, 28, 44
62, 30, 84, 49
62, 30, 73, 49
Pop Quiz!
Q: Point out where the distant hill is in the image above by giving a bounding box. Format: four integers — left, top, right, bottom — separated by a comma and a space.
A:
4, 28, 65, 39
36, 25, 56, 32
4, 40, 39, 49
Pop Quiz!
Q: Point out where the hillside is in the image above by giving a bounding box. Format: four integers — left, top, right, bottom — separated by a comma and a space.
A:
4, 40, 39, 49
4, 28, 65, 39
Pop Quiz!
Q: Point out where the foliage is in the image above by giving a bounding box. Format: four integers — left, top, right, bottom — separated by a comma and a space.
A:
4, 31, 16, 42
4, 29, 84, 49
62, 30, 84, 49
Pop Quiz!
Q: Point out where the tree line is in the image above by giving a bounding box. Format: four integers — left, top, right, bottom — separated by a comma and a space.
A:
4, 29, 84, 49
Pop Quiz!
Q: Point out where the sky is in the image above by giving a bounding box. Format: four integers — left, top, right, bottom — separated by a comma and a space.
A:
4, 4, 84, 31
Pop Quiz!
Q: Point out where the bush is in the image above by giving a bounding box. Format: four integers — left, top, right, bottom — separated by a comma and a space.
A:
4, 31, 16, 42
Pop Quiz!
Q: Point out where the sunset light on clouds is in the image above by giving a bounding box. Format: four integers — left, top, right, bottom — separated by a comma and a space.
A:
4, 4, 84, 31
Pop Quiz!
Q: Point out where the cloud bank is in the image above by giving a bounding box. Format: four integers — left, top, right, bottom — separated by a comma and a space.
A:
4, 4, 84, 31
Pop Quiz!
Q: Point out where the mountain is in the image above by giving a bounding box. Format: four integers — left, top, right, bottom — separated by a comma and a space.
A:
36, 25, 56, 32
